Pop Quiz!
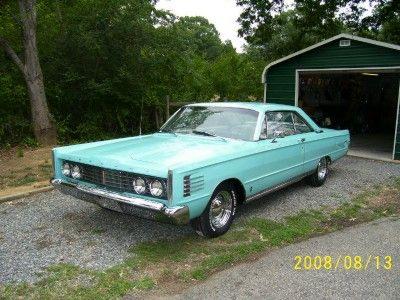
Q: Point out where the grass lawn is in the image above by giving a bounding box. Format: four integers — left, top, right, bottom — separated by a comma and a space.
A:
1, 177, 399, 299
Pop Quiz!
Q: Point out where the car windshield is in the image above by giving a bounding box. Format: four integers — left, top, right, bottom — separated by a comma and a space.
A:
160, 106, 259, 141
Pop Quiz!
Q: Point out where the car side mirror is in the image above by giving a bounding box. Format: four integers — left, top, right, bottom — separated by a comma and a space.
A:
315, 129, 324, 133
274, 131, 285, 138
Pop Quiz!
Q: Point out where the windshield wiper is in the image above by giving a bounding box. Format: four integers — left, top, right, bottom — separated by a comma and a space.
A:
158, 129, 177, 136
192, 130, 227, 142
192, 130, 216, 137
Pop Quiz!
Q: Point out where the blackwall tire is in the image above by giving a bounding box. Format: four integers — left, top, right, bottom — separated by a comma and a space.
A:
190, 182, 237, 238
308, 157, 329, 187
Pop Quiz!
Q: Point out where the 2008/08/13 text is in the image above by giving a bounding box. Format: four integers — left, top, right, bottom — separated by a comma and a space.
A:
294, 255, 394, 271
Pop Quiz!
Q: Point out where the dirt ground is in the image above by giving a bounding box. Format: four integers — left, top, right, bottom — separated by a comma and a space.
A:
0, 147, 53, 197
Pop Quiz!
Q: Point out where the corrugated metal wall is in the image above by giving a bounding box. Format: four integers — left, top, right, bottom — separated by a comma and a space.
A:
264, 38, 400, 160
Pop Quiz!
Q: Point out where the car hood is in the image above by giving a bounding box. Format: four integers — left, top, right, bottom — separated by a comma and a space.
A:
58, 133, 248, 172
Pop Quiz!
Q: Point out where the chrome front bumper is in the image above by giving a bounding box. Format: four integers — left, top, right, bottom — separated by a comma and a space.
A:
51, 179, 189, 225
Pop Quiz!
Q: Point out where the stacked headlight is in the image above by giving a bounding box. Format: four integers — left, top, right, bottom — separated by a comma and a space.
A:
132, 178, 165, 197
132, 177, 146, 194
149, 179, 164, 197
62, 162, 81, 179
71, 165, 81, 179
62, 163, 71, 176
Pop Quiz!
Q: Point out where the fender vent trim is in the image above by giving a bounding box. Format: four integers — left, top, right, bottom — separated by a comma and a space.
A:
183, 174, 204, 197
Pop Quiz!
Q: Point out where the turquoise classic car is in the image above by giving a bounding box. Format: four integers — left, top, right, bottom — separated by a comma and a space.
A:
51, 102, 350, 237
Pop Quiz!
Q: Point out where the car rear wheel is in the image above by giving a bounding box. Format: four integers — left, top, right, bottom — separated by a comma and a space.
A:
190, 182, 237, 238
308, 157, 329, 187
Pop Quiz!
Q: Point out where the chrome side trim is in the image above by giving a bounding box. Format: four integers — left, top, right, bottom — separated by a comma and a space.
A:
246, 172, 312, 203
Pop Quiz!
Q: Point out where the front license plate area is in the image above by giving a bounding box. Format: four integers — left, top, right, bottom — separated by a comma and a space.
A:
118, 202, 159, 219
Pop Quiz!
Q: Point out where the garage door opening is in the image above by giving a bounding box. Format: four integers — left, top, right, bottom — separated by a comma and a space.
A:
297, 70, 400, 161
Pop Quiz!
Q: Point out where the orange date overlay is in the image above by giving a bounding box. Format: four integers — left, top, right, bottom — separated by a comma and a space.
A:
294, 255, 393, 271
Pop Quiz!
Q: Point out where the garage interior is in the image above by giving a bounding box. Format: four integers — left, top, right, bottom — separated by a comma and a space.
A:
298, 70, 400, 161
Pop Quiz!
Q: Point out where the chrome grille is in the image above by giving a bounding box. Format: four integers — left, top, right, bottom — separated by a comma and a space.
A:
183, 174, 204, 197
81, 165, 133, 191
64, 161, 167, 200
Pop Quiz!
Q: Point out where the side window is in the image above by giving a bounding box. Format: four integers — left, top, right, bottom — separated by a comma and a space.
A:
260, 111, 295, 139
292, 113, 312, 134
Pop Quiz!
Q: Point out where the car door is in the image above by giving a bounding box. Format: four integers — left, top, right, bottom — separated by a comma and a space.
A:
250, 111, 305, 195
292, 112, 320, 174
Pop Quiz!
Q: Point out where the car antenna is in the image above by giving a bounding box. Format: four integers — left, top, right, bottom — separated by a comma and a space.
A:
139, 96, 144, 135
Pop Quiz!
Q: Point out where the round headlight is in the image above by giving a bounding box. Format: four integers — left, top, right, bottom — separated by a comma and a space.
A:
71, 165, 81, 179
62, 163, 71, 176
149, 180, 164, 197
132, 177, 146, 194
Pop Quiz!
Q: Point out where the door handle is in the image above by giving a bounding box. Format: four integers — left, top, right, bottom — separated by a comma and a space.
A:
299, 138, 306, 143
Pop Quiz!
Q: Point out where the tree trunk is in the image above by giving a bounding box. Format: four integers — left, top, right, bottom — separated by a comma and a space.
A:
0, 0, 56, 146
154, 109, 160, 129
20, 0, 56, 145
25, 74, 57, 145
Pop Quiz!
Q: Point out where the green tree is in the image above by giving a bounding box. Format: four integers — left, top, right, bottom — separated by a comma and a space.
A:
236, 0, 381, 59
365, 0, 400, 45
0, 0, 266, 147
0, 0, 57, 145
236, 0, 284, 45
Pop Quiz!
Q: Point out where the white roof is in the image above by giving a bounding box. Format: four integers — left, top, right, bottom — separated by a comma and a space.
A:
261, 33, 400, 83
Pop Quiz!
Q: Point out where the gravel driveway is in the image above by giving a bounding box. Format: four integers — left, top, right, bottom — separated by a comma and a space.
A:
0, 156, 399, 284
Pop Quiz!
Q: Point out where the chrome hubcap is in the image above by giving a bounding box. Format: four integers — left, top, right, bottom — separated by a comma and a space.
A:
317, 158, 327, 180
209, 191, 233, 229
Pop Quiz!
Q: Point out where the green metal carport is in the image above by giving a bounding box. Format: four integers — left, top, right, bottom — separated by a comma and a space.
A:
262, 34, 400, 161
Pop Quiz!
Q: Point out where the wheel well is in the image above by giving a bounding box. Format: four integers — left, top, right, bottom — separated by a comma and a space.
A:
325, 156, 332, 165
217, 178, 246, 205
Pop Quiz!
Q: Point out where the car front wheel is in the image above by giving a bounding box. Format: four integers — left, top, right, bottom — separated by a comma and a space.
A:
308, 157, 329, 187
190, 182, 237, 238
